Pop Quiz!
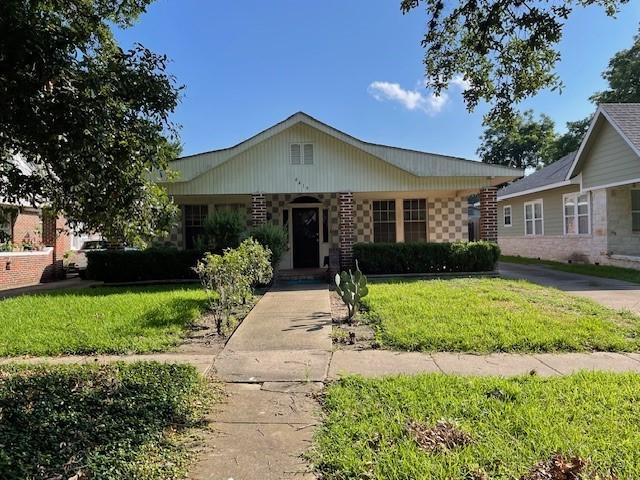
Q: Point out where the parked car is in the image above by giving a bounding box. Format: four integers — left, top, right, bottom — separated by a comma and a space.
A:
65, 240, 108, 273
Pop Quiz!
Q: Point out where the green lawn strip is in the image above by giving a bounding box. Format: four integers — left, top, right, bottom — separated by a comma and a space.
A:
0, 285, 208, 356
501, 255, 640, 284
363, 278, 640, 352
313, 373, 640, 480
0, 361, 218, 480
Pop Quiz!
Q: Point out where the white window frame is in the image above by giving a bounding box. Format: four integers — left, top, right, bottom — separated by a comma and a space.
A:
562, 192, 591, 236
290, 143, 314, 165
632, 189, 640, 234
503, 205, 512, 227
523, 199, 544, 236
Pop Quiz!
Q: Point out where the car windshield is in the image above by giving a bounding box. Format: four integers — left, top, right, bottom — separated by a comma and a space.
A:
81, 241, 106, 250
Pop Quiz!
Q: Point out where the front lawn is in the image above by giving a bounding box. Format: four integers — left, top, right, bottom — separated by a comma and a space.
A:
313, 373, 640, 479
0, 285, 208, 356
501, 254, 640, 284
0, 362, 216, 480
364, 278, 640, 352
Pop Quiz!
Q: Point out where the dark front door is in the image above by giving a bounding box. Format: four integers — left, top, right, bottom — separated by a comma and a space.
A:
292, 208, 320, 268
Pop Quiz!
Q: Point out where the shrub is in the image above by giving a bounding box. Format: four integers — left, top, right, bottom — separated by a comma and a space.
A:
335, 260, 369, 323
353, 241, 500, 274
202, 209, 246, 252
194, 239, 272, 335
85, 248, 202, 282
249, 223, 288, 268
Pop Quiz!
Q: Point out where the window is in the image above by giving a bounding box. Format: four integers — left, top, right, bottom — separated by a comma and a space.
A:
632, 190, 640, 233
503, 205, 512, 227
290, 143, 313, 165
0, 212, 11, 242
563, 193, 590, 235
372, 200, 396, 243
524, 200, 543, 236
184, 204, 208, 249
403, 199, 427, 242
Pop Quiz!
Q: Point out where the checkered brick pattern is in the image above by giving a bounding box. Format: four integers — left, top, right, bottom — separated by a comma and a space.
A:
354, 199, 372, 243
168, 206, 184, 248
428, 197, 468, 242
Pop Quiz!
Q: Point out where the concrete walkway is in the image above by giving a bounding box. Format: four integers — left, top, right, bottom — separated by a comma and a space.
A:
190, 284, 332, 480
499, 261, 640, 314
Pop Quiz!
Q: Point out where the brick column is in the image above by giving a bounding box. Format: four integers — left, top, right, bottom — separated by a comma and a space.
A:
479, 187, 498, 242
251, 193, 267, 227
42, 211, 69, 279
338, 192, 354, 269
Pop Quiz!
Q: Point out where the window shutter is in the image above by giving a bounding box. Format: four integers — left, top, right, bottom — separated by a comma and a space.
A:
290, 144, 301, 165
303, 144, 314, 164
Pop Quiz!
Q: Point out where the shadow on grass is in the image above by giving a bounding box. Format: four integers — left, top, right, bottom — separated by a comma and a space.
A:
0, 362, 209, 479
136, 297, 210, 330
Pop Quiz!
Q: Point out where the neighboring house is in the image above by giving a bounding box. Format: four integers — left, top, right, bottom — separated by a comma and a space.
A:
497, 103, 640, 269
160, 112, 520, 270
0, 201, 70, 289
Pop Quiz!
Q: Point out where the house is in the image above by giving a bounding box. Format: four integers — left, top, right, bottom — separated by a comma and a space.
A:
497, 103, 640, 269
0, 201, 70, 289
160, 112, 521, 270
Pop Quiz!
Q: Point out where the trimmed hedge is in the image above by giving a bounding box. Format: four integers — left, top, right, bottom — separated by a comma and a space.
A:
85, 249, 203, 283
353, 241, 500, 275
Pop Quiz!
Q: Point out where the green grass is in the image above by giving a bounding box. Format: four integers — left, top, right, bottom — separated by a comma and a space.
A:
501, 254, 640, 284
0, 285, 208, 356
0, 362, 217, 480
363, 278, 640, 352
313, 373, 640, 479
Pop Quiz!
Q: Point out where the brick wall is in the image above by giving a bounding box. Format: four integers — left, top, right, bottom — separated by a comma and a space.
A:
0, 249, 55, 290
338, 192, 354, 269
12, 209, 42, 246
479, 187, 498, 242
250, 193, 267, 227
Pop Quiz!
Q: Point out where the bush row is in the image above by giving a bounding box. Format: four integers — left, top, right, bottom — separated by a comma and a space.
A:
85, 249, 202, 282
353, 241, 500, 275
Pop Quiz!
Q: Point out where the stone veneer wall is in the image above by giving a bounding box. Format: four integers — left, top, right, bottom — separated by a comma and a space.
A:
428, 197, 468, 242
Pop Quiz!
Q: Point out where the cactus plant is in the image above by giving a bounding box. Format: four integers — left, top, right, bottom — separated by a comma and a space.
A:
335, 259, 368, 323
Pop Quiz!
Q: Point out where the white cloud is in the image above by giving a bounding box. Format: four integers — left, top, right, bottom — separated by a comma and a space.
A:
369, 76, 470, 115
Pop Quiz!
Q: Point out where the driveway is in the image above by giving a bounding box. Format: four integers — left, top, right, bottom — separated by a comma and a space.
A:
499, 261, 640, 314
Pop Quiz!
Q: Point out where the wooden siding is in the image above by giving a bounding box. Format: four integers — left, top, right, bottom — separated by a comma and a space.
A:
166, 123, 505, 195
497, 185, 580, 238
582, 121, 640, 189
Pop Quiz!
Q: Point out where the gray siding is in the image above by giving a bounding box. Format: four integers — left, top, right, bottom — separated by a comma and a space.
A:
498, 185, 580, 238
582, 121, 640, 189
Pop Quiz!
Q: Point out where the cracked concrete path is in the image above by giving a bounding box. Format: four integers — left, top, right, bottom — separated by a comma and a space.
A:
499, 262, 640, 314
190, 283, 333, 480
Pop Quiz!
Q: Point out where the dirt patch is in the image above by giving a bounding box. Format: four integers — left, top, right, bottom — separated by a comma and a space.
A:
330, 291, 377, 350
406, 419, 472, 453
177, 293, 263, 356
521, 454, 613, 480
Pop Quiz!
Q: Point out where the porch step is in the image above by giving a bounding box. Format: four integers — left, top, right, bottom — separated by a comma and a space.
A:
275, 268, 328, 283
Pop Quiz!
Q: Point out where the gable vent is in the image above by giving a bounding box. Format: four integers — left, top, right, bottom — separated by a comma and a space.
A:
290, 143, 301, 165
290, 143, 314, 165
303, 143, 314, 164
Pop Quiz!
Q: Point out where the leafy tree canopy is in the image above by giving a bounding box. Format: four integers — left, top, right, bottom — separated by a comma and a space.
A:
591, 28, 640, 104
401, 0, 629, 122
0, 0, 181, 244
477, 110, 557, 169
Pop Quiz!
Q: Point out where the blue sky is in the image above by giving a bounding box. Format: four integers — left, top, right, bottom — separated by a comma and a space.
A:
115, 1, 640, 160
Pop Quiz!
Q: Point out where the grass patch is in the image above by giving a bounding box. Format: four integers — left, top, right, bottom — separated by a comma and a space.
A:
0, 362, 217, 479
501, 255, 640, 284
0, 285, 208, 356
313, 373, 640, 479
364, 278, 640, 352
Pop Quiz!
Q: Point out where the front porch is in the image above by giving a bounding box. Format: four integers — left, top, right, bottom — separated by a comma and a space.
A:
169, 188, 498, 270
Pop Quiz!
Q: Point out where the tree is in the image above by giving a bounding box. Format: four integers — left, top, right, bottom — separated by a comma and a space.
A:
477, 110, 557, 169
549, 117, 591, 161
591, 28, 640, 104
0, 0, 181, 245
401, 0, 629, 122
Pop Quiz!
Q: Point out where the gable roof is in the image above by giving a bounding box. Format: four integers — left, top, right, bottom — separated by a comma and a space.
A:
565, 103, 640, 180
498, 103, 640, 200
169, 112, 522, 183
497, 152, 576, 200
